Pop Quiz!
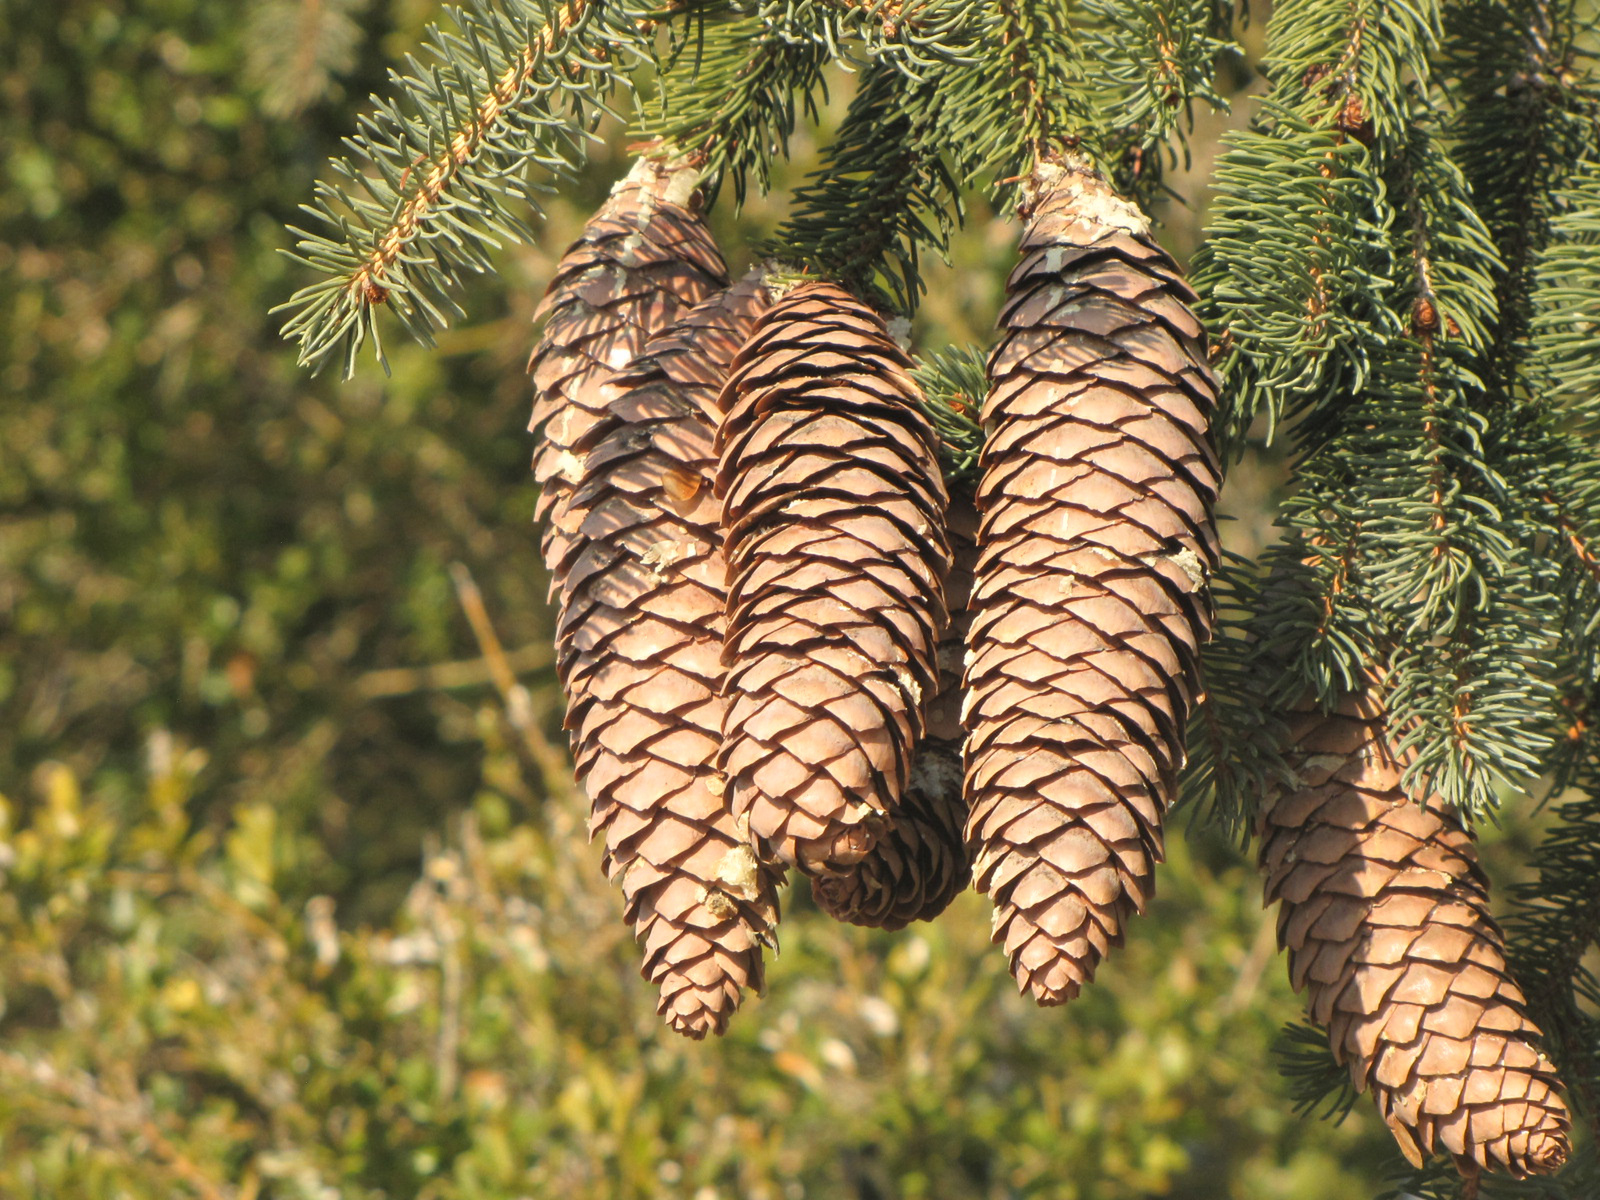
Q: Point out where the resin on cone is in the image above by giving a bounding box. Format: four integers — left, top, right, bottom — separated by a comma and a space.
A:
1260, 687, 1570, 1178
556, 273, 782, 1039
530, 155, 728, 597
716, 281, 951, 877
813, 494, 977, 928
965, 157, 1222, 1004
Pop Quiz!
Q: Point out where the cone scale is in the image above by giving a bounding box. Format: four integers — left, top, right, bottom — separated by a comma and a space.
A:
1260, 688, 1571, 1178
965, 158, 1222, 1004
716, 281, 952, 878
554, 272, 784, 1039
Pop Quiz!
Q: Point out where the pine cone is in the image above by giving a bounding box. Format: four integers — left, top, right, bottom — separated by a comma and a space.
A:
717, 281, 951, 877
1260, 687, 1571, 1178
530, 155, 728, 596
965, 158, 1222, 1005
557, 273, 782, 1039
812, 494, 977, 928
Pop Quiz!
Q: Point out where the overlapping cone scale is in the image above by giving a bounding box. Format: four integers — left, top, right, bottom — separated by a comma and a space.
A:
965, 159, 1222, 1005
530, 155, 728, 598
813, 495, 978, 929
556, 273, 782, 1040
1260, 688, 1570, 1178
716, 281, 951, 878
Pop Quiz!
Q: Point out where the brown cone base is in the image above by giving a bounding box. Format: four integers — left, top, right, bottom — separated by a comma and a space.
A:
1261, 689, 1570, 1177
557, 275, 782, 1039
717, 281, 951, 878
965, 159, 1221, 1005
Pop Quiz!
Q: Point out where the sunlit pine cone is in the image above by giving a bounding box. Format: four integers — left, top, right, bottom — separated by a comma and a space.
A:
965, 157, 1222, 1004
717, 281, 951, 877
812, 494, 977, 928
530, 155, 728, 597
557, 273, 782, 1039
1260, 687, 1571, 1178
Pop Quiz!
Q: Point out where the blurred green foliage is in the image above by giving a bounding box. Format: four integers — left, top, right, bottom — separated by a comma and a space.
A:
1, 2, 1416, 1196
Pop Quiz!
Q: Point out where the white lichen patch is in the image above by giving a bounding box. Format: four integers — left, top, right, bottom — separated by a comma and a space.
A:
1156, 546, 1208, 591
1025, 157, 1150, 238
711, 843, 763, 901
659, 161, 703, 209
891, 662, 923, 708
761, 262, 810, 301
697, 885, 739, 919
553, 449, 585, 483
908, 748, 961, 798
783, 497, 838, 518
640, 538, 696, 577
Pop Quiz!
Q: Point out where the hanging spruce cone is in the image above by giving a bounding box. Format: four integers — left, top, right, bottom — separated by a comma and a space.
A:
965, 157, 1222, 1005
1260, 688, 1570, 1178
530, 155, 729, 596
812, 494, 977, 928
556, 273, 782, 1039
717, 281, 951, 877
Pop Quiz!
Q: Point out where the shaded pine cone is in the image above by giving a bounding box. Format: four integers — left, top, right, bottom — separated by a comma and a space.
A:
1260, 687, 1571, 1178
556, 272, 783, 1039
530, 155, 728, 597
716, 281, 951, 877
965, 157, 1222, 1005
812, 494, 979, 929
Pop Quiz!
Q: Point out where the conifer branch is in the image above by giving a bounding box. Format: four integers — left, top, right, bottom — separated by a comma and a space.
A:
1443, 0, 1600, 387
364, 5, 578, 290
912, 344, 985, 486
1531, 159, 1600, 406
996, 0, 1059, 163
639, 5, 843, 203
766, 57, 959, 310
245, 0, 371, 118
1194, 0, 1554, 821
278, 0, 673, 376
1500, 684, 1600, 1155
1180, 555, 1292, 838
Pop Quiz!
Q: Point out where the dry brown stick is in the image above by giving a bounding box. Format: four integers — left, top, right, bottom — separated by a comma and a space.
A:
449, 561, 574, 801
351, 643, 553, 701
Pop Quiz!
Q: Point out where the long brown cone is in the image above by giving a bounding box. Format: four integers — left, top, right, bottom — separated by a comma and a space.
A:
812, 495, 977, 928
556, 273, 782, 1039
1260, 687, 1571, 1178
530, 155, 728, 596
965, 158, 1222, 1005
716, 281, 951, 877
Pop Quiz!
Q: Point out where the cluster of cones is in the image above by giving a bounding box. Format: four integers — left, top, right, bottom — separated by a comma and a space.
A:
523, 153, 1570, 1180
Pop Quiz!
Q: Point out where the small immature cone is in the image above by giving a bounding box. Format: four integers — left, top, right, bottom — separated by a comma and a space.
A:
1260, 687, 1571, 1178
965, 158, 1222, 1004
812, 495, 977, 929
530, 155, 729, 595
557, 274, 783, 1039
717, 281, 951, 877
